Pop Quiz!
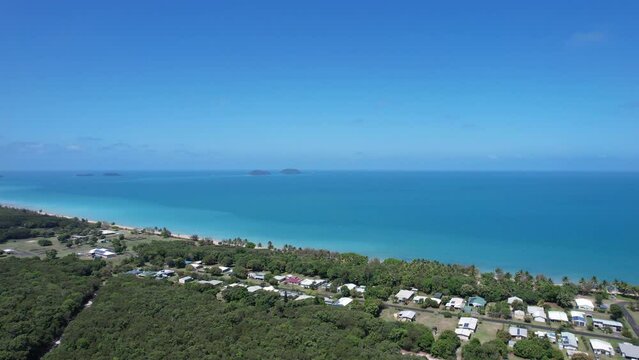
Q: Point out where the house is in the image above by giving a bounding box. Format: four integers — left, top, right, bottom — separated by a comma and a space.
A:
295, 294, 315, 301
355, 286, 366, 294
341, 283, 357, 291
71, 235, 88, 241
526, 306, 547, 323
248, 272, 266, 281
247, 285, 263, 293
468, 296, 487, 308
100, 230, 118, 236
178, 276, 193, 284
284, 276, 302, 285
548, 311, 569, 323
458, 317, 478, 332
273, 275, 287, 282
433, 292, 443, 299
619, 342, 639, 360
157, 269, 175, 277
301, 279, 326, 289
218, 266, 233, 274
590, 339, 614, 356
575, 298, 595, 311
413, 296, 428, 304
334, 297, 353, 307
446, 297, 465, 310
455, 328, 473, 341
395, 289, 415, 302
509, 326, 528, 340
88, 248, 117, 258
189, 263, 203, 270
535, 331, 556, 343
569, 311, 586, 326
560, 332, 578, 351
197, 279, 223, 286
592, 318, 623, 332
397, 310, 416, 322
513, 310, 526, 320
508, 296, 523, 305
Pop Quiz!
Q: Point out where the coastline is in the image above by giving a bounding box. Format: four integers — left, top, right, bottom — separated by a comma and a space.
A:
2, 200, 636, 286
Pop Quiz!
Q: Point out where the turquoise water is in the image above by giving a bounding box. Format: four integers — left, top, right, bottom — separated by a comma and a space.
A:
1, 171, 638, 282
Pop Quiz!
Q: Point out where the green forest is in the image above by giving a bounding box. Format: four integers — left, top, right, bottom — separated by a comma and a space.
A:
0, 207, 98, 243
0, 256, 104, 360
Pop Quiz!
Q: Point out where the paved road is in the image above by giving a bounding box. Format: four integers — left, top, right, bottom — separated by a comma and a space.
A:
619, 302, 639, 337
383, 302, 626, 342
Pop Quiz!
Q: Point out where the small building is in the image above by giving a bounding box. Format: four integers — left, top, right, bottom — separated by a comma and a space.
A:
189, 263, 203, 270
468, 296, 487, 308
218, 266, 233, 274
247, 285, 263, 293
457, 317, 478, 332
455, 328, 473, 341
197, 280, 223, 286
513, 310, 526, 320
300, 279, 326, 289
526, 306, 547, 323
397, 310, 417, 322
395, 289, 415, 302
355, 286, 366, 294
248, 272, 266, 280
508, 296, 523, 305
619, 342, 639, 360
508, 326, 528, 340
284, 276, 302, 285
592, 318, 623, 332
88, 248, 117, 259
273, 275, 287, 282
575, 298, 595, 311
100, 230, 118, 236
548, 310, 569, 323
446, 297, 465, 310
413, 295, 428, 304
295, 294, 315, 301
560, 332, 578, 351
178, 276, 194, 284
570, 311, 586, 327
334, 297, 353, 307
535, 331, 556, 343
341, 283, 357, 291
157, 269, 175, 276
590, 339, 614, 356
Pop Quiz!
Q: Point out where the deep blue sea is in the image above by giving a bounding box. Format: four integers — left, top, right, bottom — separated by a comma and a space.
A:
1, 171, 638, 282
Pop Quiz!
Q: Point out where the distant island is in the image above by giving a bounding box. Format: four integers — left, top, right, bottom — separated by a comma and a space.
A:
249, 170, 271, 176
103, 172, 121, 176
76, 173, 94, 177
280, 168, 302, 175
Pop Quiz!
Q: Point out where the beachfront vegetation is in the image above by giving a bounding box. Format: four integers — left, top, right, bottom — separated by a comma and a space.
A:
0, 256, 104, 360
0, 206, 98, 244
45, 276, 433, 360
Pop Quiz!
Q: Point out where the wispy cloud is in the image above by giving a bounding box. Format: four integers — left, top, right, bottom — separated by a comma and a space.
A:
568, 31, 606, 46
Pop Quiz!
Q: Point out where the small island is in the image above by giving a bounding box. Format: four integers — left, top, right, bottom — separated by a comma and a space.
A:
103, 172, 121, 176
280, 168, 302, 175
76, 173, 94, 177
249, 170, 271, 176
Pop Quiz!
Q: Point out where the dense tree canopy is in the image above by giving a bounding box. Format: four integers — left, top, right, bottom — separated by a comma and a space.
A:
0, 256, 104, 360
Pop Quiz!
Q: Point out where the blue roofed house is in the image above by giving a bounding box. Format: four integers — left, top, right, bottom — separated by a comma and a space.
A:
468, 296, 487, 308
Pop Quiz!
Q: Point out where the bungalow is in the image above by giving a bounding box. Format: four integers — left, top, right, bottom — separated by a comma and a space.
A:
513, 310, 526, 321
248, 272, 266, 281
284, 276, 302, 285
560, 332, 578, 351
526, 306, 547, 323
197, 279, 223, 286
590, 339, 614, 357
247, 285, 263, 293
218, 266, 233, 274
446, 297, 465, 310
508, 296, 523, 305
273, 275, 287, 282
548, 311, 569, 323
395, 289, 415, 302
570, 311, 586, 327
295, 294, 315, 301
413, 295, 428, 304
89, 248, 117, 259
334, 297, 353, 307
397, 310, 417, 322
468, 296, 487, 308
455, 328, 473, 341
619, 342, 639, 360
575, 298, 595, 311
262, 286, 278, 292
355, 286, 366, 294
71, 235, 88, 241
300, 279, 326, 289
100, 230, 118, 236
157, 269, 175, 277
509, 326, 528, 340
178, 276, 194, 284
535, 331, 557, 343
189, 263, 203, 270
458, 317, 478, 332
592, 318, 623, 332
341, 283, 357, 291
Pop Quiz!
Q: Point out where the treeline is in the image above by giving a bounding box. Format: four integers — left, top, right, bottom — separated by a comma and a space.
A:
131, 241, 593, 306
0, 256, 105, 360
0, 206, 98, 243
46, 276, 437, 360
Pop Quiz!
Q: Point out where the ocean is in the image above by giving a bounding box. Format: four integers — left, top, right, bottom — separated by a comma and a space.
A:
1, 171, 638, 283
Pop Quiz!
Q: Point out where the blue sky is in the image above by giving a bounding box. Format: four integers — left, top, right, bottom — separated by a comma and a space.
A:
1, 1, 638, 170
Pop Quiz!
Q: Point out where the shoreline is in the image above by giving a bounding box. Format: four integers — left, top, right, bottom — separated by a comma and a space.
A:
1, 201, 636, 285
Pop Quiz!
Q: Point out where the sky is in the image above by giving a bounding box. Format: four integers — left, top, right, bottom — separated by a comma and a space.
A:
1, 1, 638, 171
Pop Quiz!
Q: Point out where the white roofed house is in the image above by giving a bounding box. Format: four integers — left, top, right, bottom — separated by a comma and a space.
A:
218, 266, 233, 274
413, 295, 428, 304
592, 318, 623, 332
455, 317, 478, 341
619, 342, 639, 360
548, 310, 569, 323
508, 326, 528, 341
301, 279, 326, 289
341, 283, 357, 291
560, 332, 578, 351
526, 306, 547, 323
334, 297, 353, 307
589, 339, 614, 356
446, 297, 465, 310
178, 276, 194, 284
294, 294, 315, 301
89, 248, 117, 259
570, 311, 586, 327
247, 285, 263, 293
508, 296, 523, 305
513, 310, 526, 321
397, 310, 416, 322
273, 275, 287, 282
248, 272, 266, 281
395, 289, 415, 303
575, 298, 595, 311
